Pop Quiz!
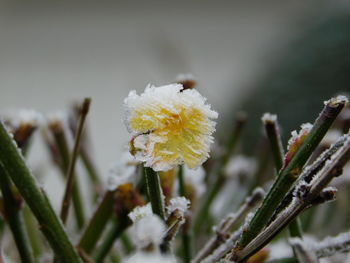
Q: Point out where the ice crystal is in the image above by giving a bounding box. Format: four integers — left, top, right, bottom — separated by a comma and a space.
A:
124, 83, 218, 171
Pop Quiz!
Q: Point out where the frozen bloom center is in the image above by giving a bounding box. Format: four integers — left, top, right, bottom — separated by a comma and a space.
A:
124, 84, 217, 171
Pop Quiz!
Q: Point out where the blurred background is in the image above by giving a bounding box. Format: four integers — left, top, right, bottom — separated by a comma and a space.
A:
1, 0, 350, 206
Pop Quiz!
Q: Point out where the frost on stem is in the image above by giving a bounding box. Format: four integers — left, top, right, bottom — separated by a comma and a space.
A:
261, 113, 277, 124
314, 232, 350, 258
284, 123, 313, 168
2, 109, 43, 148
106, 151, 139, 191
128, 203, 153, 223
166, 197, 190, 218
324, 95, 349, 107
124, 83, 218, 171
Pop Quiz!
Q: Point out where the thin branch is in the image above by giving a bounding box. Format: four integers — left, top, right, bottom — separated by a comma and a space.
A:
177, 165, 193, 263
230, 133, 350, 262
262, 113, 303, 238
237, 96, 347, 249
60, 98, 91, 225
78, 190, 115, 254
192, 188, 264, 263
290, 238, 319, 263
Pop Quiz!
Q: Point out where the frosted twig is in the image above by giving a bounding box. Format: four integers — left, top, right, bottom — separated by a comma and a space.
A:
228, 133, 350, 262
236, 96, 347, 250
290, 238, 319, 263
60, 98, 91, 226
315, 231, 350, 258
192, 188, 264, 263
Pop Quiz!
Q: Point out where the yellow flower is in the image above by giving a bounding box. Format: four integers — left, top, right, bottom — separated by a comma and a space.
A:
124, 84, 218, 171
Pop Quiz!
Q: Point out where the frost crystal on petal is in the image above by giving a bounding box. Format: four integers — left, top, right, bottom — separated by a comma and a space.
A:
128, 203, 153, 223
106, 151, 139, 191
123, 84, 218, 171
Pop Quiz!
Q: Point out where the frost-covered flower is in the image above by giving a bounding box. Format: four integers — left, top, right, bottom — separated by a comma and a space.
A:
132, 214, 166, 249
107, 151, 139, 191
124, 84, 218, 171
128, 203, 153, 223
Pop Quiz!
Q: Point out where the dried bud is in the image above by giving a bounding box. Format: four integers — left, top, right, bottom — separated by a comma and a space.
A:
175, 73, 196, 90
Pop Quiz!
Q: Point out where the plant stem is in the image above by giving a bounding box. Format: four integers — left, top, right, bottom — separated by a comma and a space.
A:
0, 121, 82, 263
93, 218, 129, 263
23, 206, 42, 259
60, 98, 91, 226
177, 165, 192, 263
193, 188, 264, 263
78, 190, 115, 254
0, 164, 35, 263
262, 113, 284, 172
263, 114, 303, 238
237, 97, 346, 249
233, 133, 350, 262
144, 167, 166, 220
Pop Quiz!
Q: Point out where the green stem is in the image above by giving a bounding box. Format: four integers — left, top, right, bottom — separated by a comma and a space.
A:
120, 233, 134, 254
178, 165, 192, 263
238, 97, 346, 249
263, 114, 303, 238
263, 114, 285, 172
93, 218, 129, 263
0, 164, 35, 263
60, 98, 91, 226
0, 121, 82, 263
288, 219, 303, 238
78, 190, 114, 254
144, 167, 166, 220
23, 206, 42, 259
